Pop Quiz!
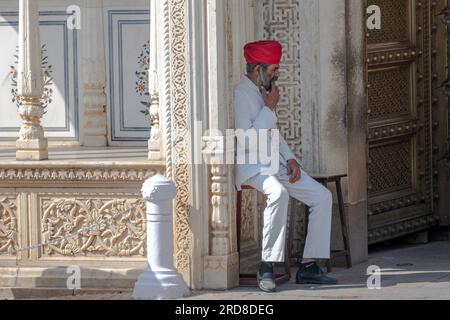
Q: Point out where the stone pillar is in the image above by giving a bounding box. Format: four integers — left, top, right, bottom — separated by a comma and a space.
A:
345, 0, 368, 265
147, 0, 162, 161
16, 0, 48, 161
299, 0, 368, 264
159, 0, 195, 287
203, 0, 239, 289
133, 175, 190, 300
81, 0, 107, 147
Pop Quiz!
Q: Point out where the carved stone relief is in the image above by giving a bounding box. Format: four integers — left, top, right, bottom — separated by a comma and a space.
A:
0, 167, 161, 184
39, 196, 146, 257
168, 0, 192, 275
0, 196, 18, 257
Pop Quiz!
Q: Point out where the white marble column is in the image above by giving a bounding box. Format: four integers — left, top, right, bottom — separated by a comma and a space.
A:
81, 0, 107, 147
16, 0, 48, 161
147, 0, 162, 161
202, 0, 239, 289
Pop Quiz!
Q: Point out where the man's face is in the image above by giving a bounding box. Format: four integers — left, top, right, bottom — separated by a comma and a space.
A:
257, 64, 280, 91
266, 64, 280, 80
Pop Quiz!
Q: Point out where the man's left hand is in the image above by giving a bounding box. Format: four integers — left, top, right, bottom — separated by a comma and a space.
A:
287, 159, 301, 184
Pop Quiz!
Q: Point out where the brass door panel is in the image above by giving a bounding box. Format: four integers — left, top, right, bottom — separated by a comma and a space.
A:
366, 0, 441, 244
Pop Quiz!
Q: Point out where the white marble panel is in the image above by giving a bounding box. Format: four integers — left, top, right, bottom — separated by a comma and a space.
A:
104, 9, 150, 144
0, 10, 79, 141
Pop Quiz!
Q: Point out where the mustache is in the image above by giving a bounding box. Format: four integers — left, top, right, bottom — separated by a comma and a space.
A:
257, 70, 278, 89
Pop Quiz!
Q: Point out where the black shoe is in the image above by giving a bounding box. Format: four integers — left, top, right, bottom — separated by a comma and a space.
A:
296, 261, 338, 285
257, 262, 276, 293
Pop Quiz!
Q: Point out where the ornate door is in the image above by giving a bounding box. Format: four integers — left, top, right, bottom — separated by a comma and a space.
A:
366, 0, 443, 244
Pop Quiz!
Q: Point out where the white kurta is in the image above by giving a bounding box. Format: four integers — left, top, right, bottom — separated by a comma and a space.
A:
234, 76, 333, 262
234, 76, 297, 190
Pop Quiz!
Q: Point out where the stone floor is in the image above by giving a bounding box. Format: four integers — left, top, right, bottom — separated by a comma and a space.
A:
9, 240, 450, 300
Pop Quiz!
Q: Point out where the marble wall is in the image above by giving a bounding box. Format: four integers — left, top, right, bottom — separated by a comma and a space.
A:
0, 0, 151, 145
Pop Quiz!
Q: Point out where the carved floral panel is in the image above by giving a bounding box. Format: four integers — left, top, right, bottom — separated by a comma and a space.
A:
0, 196, 18, 257
40, 196, 146, 257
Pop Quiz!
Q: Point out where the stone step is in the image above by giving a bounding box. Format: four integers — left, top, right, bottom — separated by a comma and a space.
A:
0, 287, 132, 300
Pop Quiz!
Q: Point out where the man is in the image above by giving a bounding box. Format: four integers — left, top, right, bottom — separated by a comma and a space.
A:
234, 40, 338, 292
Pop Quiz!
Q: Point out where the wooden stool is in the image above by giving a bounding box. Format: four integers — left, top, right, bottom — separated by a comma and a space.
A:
236, 185, 291, 286
287, 174, 352, 272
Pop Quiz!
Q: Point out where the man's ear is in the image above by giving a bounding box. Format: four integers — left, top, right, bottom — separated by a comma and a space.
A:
254, 65, 261, 74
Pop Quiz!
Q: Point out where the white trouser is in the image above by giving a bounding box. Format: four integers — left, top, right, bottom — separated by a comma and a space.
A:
245, 164, 333, 262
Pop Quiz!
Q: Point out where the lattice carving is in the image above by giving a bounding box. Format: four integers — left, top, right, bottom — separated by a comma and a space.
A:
0, 197, 18, 256
40, 197, 146, 257
368, 141, 412, 194
367, 0, 410, 44
368, 66, 411, 120
261, 0, 302, 160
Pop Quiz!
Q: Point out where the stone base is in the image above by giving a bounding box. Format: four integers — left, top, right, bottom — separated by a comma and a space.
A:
0, 287, 132, 300
347, 201, 369, 265
148, 151, 163, 161
132, 267, 191, 300
203, 252, 239, 289
83, 135, 107, 147
0, 267, 144, 289
148, 140, 162, 161
16, 138, 49, 160
16, 149, 48, 161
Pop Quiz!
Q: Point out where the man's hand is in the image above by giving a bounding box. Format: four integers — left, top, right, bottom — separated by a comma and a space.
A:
261, 85, 280, 111
287, 159, 301, 184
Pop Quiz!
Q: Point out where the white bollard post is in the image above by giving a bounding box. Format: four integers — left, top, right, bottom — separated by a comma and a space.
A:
133, 175, 190, 300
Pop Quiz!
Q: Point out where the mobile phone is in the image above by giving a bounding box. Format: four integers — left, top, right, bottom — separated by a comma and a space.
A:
265, 78, 277, 92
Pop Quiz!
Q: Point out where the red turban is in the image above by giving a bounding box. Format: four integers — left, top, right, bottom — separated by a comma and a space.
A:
244, 40, 282, 65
